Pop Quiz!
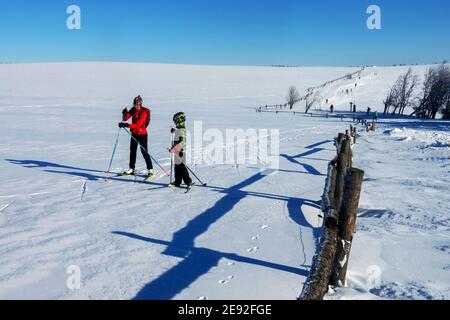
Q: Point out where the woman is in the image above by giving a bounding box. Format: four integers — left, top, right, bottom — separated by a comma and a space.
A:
119, 95, 154, 179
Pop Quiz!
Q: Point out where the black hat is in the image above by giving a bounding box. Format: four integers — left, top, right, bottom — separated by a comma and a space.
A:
133, 95, 143, 106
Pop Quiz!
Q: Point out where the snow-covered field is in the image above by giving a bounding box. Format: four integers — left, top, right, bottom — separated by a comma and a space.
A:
0, 63, 448, 300
330, 121, 450, 300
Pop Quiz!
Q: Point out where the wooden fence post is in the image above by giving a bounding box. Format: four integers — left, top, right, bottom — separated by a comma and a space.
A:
300, 128, 364, 300
334, 138, 352, 210
337, 133, 346, 150
300, 161, 339, 300
331, 168, 365, 286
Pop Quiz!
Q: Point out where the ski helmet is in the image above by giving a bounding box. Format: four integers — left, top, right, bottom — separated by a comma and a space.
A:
133, 95, 143, 106
173, 112, 186, 128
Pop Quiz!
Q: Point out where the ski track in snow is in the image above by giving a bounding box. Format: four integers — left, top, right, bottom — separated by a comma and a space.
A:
0, 192, 52, 200
0, 202, 13, 213
80, 181, 88, 200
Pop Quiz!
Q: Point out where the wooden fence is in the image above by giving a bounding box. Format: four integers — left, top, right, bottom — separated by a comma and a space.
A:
299, 125, 366, 300
306, 67, 366, 92
256, 108, 379, 130
256, 67, 366, 114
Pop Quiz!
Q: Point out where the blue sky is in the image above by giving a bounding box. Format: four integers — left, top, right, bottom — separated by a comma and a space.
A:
0, 0, 449, 66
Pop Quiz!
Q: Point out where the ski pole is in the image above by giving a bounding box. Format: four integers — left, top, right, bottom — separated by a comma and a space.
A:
106, 127, 122, 175
170, 131, 175, 185
122, 128, 171, 177
186, 165, 207, 186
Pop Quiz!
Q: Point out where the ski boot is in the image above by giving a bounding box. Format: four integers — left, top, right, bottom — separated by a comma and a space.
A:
122, 168, 135, 176
145, 169, 156, 182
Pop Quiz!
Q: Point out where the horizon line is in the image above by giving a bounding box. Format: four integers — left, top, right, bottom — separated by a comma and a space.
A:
0, 60, 445, 69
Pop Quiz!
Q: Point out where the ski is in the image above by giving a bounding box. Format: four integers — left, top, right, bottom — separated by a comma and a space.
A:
141, 185, 169, 191
185, 182, 197, 194
165, 183, 195, 193
143, 172, 157, 183
108, 172, 161, 184
107, 172, 134, 179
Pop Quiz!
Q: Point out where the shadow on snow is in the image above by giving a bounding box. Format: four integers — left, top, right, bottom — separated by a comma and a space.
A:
280, 140, 333, 176
114, 171, 323, 300
5, 159, 166, 186
6, 139, 331, 300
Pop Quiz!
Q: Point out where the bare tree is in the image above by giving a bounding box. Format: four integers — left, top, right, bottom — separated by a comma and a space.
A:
382, 86, 395, 115
286, 86, 301, 109
443, 96, 450, 120
414, 64, 450, 119
388, 68, 420, 116
305, 92, 320, 114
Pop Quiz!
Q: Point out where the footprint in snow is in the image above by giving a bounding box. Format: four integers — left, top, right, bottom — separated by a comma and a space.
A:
251, 235, 260, 241
227, 262, 235, 266
261, 224, 270, 230
198, 296, 208, 300
218, 275, 235, 285
247, 246, 259, 253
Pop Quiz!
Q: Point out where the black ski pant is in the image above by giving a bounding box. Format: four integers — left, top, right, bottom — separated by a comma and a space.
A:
130, 134, 153, 170
174, 163, 192, 186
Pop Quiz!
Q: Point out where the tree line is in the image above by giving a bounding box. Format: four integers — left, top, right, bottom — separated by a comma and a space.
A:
384, 63, 450, 120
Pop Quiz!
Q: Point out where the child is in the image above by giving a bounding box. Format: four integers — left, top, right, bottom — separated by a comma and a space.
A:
169, 112, 193, 188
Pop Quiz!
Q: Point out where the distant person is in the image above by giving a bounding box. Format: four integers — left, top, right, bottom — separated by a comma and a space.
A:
367, 107, 372, 114
330, 104, 334, 113
373, 111, 379, 121
353, 104, 357, 113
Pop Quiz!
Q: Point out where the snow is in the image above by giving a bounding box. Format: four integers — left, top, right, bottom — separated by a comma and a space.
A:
384, 127, 450, 148
0, 62, 448, 300
328, 118, 449, 300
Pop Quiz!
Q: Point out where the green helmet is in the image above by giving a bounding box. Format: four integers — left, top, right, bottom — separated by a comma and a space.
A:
173, 112, 186, 128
